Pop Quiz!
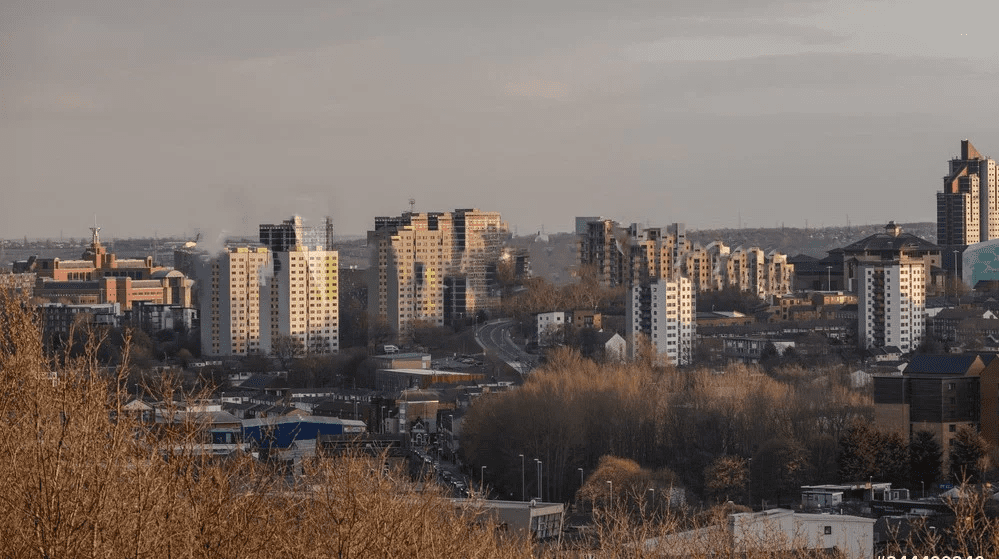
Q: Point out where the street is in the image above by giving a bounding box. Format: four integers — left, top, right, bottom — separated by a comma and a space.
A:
474, 319, 538, 375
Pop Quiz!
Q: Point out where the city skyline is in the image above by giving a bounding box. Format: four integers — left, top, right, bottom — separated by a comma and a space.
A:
5, 1, 999, 239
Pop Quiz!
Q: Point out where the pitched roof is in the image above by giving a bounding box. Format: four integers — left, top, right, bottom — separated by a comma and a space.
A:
240, 374, 288, 391
903, 354, 983, 376
594, 330, 623, 345
841, 225, 938, 253
934, 308, 991, 321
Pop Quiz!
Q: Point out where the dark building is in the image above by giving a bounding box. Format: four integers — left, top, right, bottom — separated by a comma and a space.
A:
874, 354, 983, 465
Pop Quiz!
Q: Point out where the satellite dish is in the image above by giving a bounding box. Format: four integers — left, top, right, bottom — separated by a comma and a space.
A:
530, 499, 536, 507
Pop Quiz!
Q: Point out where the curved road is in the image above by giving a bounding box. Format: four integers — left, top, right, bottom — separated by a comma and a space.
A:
474, 319, 538, 376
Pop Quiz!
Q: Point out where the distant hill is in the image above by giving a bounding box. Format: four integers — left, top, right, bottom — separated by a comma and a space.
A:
4, 224, 937, 284
685, 222, 936, 258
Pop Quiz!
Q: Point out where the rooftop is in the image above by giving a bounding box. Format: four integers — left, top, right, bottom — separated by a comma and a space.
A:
841, 222, 938, 253
903, 354, 983, 376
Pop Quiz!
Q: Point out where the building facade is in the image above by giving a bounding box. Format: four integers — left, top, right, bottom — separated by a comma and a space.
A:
874, 355, 986, 467
199, 216, 341, 357
858, 258, 926, 353
367, 209, 508, 339
576, 217, 793, 298
938, 140, 998, 246
200, 246, 271, 356
626, 277, 695, 366
262, 248, 339, 355
20, 226, 194, 311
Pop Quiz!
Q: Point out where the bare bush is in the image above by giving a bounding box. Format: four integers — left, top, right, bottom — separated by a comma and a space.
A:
0, 290, 532, 558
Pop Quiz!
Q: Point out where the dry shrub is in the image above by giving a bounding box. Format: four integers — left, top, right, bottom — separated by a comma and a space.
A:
0, 290, 531, 558
883, 482, 999, 558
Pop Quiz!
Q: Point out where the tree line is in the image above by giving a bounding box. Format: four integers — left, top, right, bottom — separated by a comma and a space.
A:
461, 348, 875, 507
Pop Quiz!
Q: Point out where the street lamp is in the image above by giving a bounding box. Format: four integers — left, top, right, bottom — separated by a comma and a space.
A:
953, 250, 960, 298
826, 266, 832, 291
519, 454, 526, 501
922, 480, 925, 499
447, 414, 454, 461
578, 467, 584, 488
606, 480, 613, 507
747, 457, 753, 510
481, 466, 487, 494
535, 459, 542, 501
647, 488, 655, 510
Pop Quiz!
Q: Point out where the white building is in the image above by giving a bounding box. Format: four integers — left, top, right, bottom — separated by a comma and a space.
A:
262, 248, 339, 355
536, 311, 568, 347
200, 247, 271, 356
199, 216, 341, 357
639, 508, 875, 559
729, 509, 875, 559
858, 260, 925, 353
627, 278, 695, 366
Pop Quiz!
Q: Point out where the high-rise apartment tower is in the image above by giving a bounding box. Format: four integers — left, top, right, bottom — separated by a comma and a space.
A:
937, 140, 999, 246
626, 277, 695, 366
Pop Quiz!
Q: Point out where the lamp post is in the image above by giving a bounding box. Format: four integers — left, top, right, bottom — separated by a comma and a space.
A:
953, 249, 960, 297
826, 266, 832, 291
922, 480, 925, 499
578, 467, 584, 488
481, 466, 486, 494
519, 454, 525, 501
447, 414, 453, 456
535, 459, 542, 500
747, 457, 753, 510
606, 480, 613, 508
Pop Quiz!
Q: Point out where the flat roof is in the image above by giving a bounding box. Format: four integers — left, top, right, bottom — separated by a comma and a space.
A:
380, 368, 478, 376
451, 499, 564, 513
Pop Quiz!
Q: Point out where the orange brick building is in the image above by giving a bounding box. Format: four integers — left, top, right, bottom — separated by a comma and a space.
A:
23, 225, 192, 311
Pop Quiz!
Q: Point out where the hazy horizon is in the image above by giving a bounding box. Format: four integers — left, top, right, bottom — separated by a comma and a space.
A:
5, 1, 999, 239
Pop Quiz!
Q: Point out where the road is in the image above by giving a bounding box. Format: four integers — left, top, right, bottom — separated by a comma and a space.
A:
474, 319, 538, 375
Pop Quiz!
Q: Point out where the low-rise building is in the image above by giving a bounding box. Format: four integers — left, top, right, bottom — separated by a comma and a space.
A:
456, 500, 564, 541
874, 354, 985, 464
722, 336, 795, 363
639, 508, 874, 559
536, 311, 568, 347
374, 368, 484, 392
41, 302, 121, 336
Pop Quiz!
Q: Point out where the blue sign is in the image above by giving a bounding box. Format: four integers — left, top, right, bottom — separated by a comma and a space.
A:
938, 483, 954, 490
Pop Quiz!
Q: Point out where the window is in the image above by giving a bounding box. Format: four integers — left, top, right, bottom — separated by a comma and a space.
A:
949, 424, 957, 433
824, 526, 832, 535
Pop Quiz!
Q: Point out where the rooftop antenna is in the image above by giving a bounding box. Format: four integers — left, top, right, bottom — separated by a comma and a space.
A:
409, 198, 416, 213
89, 215, 101, 246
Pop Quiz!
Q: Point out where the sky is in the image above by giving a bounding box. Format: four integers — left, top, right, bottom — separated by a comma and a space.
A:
4, 0, 999, 240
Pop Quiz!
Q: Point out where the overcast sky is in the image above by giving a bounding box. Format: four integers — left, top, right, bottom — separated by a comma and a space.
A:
4, 0, 999, 240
